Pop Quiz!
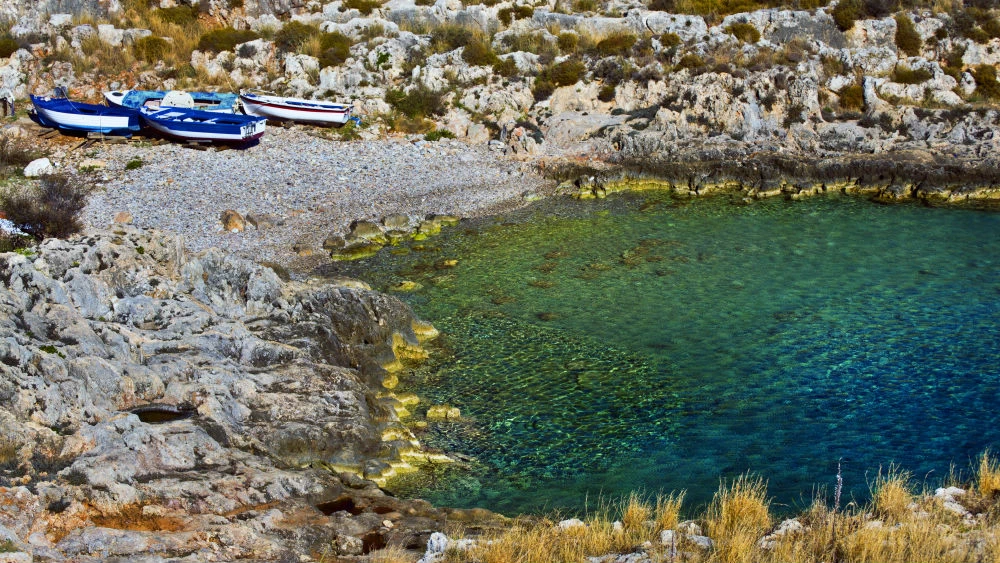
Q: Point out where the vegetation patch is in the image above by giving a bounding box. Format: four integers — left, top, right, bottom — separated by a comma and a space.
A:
154, 5, 199, 26
462, 37, 499, 66
0, 36, 18, 58
894, 14, 922, 57
973, 64, 1000, 99
124, 158, 143, 171
385, 86, 446, 119
725, 22, 760, 43
424, 129, 456, 141
133, 36, 171, 63
838, 83, 864, 110
499, 5, 535, 26
0, 174, 90, 240
317, 31, 353, 67
891, 65, 932, 84
532, 59, 587, 101
274, 21, 319, 52
197, 28, 260, 53
590, 32, 637, 57
343, 0, 384, 15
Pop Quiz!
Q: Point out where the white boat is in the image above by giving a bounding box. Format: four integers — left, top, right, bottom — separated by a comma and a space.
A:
239, 91, 352, 125
105, 90, 238, 113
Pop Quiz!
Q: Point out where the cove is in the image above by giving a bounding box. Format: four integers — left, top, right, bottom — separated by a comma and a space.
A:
324, 191, 1000, 517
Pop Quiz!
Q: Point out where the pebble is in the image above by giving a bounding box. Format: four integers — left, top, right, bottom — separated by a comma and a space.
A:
80, 128, 550, 273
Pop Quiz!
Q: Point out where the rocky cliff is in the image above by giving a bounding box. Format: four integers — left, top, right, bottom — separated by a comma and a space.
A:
0, 225, 459, 561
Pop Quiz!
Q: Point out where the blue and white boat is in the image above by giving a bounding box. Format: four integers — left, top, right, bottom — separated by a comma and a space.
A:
105, 89, 238, 113
139, 106, 266, 143
30, 94, 140, 136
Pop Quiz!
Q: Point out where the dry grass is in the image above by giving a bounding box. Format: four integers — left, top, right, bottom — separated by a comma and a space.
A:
870, 465, 913, 523
706, 473, 771, 563
369, 545, 418, 563
978, 449, 1000, 498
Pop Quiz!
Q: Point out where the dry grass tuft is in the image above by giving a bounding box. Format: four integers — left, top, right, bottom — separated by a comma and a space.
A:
369, 545, 417, 563
706, 473, 771, 563
654, 490, 685, 531
870, 465, 913, 523
978, 449, 1000, 499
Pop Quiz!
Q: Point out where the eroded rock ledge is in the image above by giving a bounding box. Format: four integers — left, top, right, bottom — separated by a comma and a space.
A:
0, 226, 487, 561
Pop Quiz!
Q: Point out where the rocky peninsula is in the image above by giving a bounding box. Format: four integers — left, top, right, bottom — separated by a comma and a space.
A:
2, 0, 1000, 560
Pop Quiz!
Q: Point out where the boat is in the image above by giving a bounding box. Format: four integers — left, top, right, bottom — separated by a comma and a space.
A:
139, 106, 266, 143
105, 89, 238, 113
30, 94, 140, 136
239, 91, 352, 125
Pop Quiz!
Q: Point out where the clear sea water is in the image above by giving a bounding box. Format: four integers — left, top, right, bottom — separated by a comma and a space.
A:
324, 191, 1000, 517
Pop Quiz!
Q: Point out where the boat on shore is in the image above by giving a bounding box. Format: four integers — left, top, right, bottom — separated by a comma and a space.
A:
30, 94, 140, 136
105, 89, 238, 113
139, 106, 266, 143
239, 91, 352, 125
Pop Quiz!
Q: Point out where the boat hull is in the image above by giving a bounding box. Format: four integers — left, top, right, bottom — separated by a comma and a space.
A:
140, 107, 266, 143
31, 95, 139, 135
240, 93, 351, 125
105, 90, 238, 113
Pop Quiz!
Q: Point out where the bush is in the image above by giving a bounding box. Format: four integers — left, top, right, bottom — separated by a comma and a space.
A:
894, 14, 922, 57
532, 78, 555, 101
659, 32, 682, 48
462, 37, 498, 66
973, 64, 1000, 99
891, 65, 932, 84
493, 57, 518, 76
590, 32, 637, 57
424, 129, 456, 141
0, 135, 39, 168
385, 86, 446, 119
125, 158, 143, 170
676, 53, 704, 69
133, 36, 171, 63
546, 59, 586, 87
498, 5, 534, 25
343, 0, 383, 14
648, 0, 674, 9
0, 174, 90, 240
274, 21, 318, 52
598, 83, 616, 102
725, 22, 760, 43
318, 31, 352, 67
430, 24, 474, 53
838, 82, 864, 110
197, 28, 260, 53
0, 36, 17, 58
557, 32, 579, 53
154, 5, 198, 25
594, 57, 628, 86
831, 0, 862, 31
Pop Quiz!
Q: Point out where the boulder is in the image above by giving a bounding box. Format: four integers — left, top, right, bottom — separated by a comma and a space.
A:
113, 211, 133, 224
23, 157, 54, 177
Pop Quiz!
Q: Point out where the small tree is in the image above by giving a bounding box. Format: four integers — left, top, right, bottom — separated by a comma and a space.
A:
1, 175, 91, 240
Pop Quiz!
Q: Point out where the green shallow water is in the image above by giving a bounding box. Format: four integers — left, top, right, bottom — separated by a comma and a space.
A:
324, 192, 1000, 516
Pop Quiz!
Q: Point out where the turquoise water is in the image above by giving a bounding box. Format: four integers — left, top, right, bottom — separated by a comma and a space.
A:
324, 192, 1000, 516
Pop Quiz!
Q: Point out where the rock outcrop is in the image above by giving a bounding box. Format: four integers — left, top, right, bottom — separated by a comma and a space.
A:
0, 225, 459, 560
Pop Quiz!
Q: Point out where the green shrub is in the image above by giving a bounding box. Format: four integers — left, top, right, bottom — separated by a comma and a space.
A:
573, 0, 597, 10
0, 36, 18, 58
424, 129, 456, 141
430, 24, 474, 53
984, 17, 1000, 40
385, 86, 446, 119
0, 135, 39, 168
659, 32, 682, 47
838, 83, 864, 110
590, 32, 637, 57
831, 0, 862, 31
197, 28, 260, 53
676, 53, 704, 69
343, 0, 384, 14
274, 21, 318, 52
133, 36, 171, 62
894, 14, 921, 57
725, 22, 760, 43
154, 5, 198, 25
318, 31, 352, 67
125, 158, 143, 170
532, 78, 555, 101
0, 174, 90, 240
558, 32, 579, 52
598, 83, 616, 102
414, 0, 435, 5
498, 5, 534, 25
891, 65, 932, 84
493, 57, 518, 76
463, 37, 498, 66
547, 59, 586, 86
973, 64, 1000, 99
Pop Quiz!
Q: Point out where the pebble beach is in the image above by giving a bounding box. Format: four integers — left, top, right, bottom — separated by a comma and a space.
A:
78, 126, 554, 273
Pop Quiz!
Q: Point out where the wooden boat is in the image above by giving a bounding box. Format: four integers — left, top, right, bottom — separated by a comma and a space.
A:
30, 94, 140, 135
139, 106, 266, 143
239, 91, 352, 125
105, 89, 238, 113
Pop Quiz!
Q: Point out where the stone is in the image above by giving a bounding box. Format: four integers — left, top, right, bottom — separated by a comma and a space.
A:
219, 209, 245, 233
426, 405, 460, 420
78, 158, 106, 170
246, 213, 279, 230
23, 158, 54, 177
558, 518, 586, 530
349, 220, 388, 244
113, 211, 133, 224
383, 213, 412, 231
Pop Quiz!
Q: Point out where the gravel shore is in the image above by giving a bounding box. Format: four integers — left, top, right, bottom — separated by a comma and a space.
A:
76, 126, 554, 274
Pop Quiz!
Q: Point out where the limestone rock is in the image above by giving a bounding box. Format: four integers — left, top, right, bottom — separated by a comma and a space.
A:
220, 209, 246, 233
426, 405, 460, 420
113, 211, 132, 224
23, 157, 53, 177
